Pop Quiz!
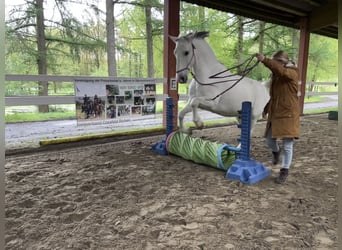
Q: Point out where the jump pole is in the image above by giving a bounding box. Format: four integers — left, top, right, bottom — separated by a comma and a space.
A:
152, 97, 270, 184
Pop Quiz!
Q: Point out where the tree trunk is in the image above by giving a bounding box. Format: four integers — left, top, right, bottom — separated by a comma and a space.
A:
257, 21, 265, 81
198, 6, 205, 31
106, 0, 117, 77
36, 0, 48, 112
145, 0, 154, 78
292, 29, 299, 64
237, 16, 244, 75
129, 53, 132, 77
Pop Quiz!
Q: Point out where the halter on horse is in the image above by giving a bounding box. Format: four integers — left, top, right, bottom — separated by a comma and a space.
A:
170, 31, 269, 140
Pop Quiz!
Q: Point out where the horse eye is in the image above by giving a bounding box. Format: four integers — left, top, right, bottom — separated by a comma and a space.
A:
184, 51, 189, 56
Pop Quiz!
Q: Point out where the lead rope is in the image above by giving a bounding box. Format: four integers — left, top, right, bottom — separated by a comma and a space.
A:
191, 55, 260, 100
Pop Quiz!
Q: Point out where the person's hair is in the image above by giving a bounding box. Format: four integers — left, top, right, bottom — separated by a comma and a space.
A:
272, 50, 289, 64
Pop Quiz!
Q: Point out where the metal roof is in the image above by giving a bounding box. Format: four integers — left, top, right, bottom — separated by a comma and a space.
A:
182, 0, 338, 38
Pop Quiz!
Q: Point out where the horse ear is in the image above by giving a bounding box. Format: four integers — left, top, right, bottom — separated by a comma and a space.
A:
195, 31, 209, 39
169, 35, 178, 43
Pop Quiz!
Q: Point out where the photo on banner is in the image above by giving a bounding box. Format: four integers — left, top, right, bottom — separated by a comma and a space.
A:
74, 78, 157, 125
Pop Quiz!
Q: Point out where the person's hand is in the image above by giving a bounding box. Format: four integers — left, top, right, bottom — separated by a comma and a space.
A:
262, 110, 267, 119
256, 53, 265, 62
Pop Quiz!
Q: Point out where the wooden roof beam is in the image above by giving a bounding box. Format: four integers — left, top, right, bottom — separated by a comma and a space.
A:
301, 0, 322, 7
250, 0, 308, 16
309, 0, 338, 31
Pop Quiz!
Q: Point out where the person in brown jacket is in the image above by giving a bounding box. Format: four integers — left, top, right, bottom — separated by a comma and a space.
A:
256, 51, 300, 184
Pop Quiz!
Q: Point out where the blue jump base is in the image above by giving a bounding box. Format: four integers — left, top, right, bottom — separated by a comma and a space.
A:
151, 140, 168, 155
222, 102, 270, 184
226, 159, 270, 184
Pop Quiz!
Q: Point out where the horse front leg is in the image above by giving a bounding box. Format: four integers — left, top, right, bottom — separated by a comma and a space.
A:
191, 105, 204, 129
189, 97, 218, 130
178, 101, 193, 134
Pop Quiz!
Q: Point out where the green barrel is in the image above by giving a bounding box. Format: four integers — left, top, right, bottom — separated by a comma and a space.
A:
165, 131, 236, 171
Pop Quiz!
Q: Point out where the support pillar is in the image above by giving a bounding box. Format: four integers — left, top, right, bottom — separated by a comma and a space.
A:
337, 1, 342, 248
163, 0, 180, 128
297, 17, 310, 115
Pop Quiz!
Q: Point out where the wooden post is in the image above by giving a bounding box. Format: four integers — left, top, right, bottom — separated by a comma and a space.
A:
297, 17, 310, 115
338, 1, 342, 247
163, 0, 180, 128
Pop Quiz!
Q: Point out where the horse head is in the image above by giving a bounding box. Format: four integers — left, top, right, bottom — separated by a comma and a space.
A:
170, 31, 209, 83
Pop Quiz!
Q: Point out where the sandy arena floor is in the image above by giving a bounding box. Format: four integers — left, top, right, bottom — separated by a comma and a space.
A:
5, 114, 337, 249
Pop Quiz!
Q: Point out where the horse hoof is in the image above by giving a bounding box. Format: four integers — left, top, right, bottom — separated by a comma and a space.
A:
195, 122, 204, 130
180, 128, 193, 135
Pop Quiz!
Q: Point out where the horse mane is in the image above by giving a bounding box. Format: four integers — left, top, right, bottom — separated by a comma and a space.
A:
193, 31, 209, 39
180, 31, 210, 40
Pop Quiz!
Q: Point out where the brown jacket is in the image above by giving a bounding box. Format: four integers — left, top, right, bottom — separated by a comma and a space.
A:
262, 58, 300, 139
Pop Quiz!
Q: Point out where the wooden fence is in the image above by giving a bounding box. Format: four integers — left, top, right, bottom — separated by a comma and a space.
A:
306, 82, 338, 97
4, 74, 337, 106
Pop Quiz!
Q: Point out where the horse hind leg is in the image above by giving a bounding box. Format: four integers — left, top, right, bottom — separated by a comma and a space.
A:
192, 108, 204, 129
250, 117, 258, 136
236, 114, 258, 149
238, 116, 258, 149
235, 116, 242, 148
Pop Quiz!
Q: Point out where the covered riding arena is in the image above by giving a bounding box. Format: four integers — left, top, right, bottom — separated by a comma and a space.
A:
5, 114, 338, 249
5, 0, 340, 249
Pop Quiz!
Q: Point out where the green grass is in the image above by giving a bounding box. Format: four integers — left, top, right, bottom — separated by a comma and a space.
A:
303, 106, 337, 115
5, 95, 336, 123
5, 111, 75, 123
304, 96, 322, 103
5, 105, 337, 123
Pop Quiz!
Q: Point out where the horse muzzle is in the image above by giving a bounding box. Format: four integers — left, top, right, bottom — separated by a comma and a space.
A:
176, 71, 188, 83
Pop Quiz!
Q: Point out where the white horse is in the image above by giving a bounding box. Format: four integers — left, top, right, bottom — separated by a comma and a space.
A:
170, 31, 269, 139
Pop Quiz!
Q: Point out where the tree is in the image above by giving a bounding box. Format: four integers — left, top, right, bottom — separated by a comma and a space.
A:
307, 34, 338, 82
5, 0, 338, 98
106, 0, 118, 76
114, 0, 163, 77
6, 0, 108, 111
145, 0, 154, 77
35, 0, 49, 112
256, 21, 265, 81
236, 16, 244, 75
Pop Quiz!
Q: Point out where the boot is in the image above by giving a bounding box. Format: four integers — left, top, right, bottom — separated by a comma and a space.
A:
272, 149, 281, 165
275, 168, 289, 184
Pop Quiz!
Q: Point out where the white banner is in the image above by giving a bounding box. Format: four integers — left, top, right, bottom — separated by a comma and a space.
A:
74, 78, 157, 125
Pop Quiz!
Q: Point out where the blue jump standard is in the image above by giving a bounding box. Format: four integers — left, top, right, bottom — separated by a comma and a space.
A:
152, 98, 270, 184
151, 97, 174, 155
225, 101, 270, 184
